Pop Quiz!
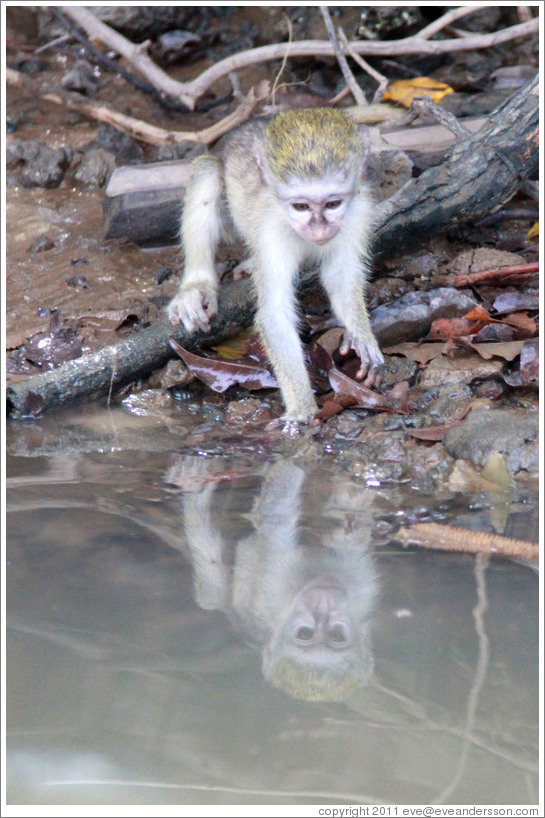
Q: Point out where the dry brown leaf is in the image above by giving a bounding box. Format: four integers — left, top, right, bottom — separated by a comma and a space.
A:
170, 338, 277, 392
384, 342, 445, 364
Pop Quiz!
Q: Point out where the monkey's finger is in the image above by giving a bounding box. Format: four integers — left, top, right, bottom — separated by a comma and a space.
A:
173, 289, 216, 332
203, 292, 218, 320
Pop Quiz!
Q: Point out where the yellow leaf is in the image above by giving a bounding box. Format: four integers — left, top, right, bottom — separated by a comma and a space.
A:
527, 221, 539, 239
383, 77, 454, 108
210, 326, 257, 360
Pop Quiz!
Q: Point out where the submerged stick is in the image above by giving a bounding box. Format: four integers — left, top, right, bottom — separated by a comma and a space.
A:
396, 522, 539, 564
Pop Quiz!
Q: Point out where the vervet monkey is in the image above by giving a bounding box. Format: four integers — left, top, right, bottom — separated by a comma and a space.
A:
168, 108, 384, 421
169, 456, 378, 702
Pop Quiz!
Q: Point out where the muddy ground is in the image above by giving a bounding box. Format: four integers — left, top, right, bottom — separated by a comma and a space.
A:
5, 5, 539, 497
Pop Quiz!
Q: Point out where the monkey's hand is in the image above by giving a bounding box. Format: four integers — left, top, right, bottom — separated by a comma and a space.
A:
339, 332, 384, 387
167, 285, 218, 332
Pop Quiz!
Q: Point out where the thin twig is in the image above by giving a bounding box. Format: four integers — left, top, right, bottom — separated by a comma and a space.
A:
338, 30, 389, 104
61, 5, 197, 107
411, 96, 471, 139
6, 67, 270, 146
271, 14, 293, 106
33, 33, 72, 55
417, 6, 485, 40
320, 6, 367, 105
450, 262, 539, 288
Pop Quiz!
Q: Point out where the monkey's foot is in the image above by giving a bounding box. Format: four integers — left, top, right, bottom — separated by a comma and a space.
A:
231, 260, 252, 281
266, 416, 320, 435
339, 333, 384, 387
167, 286, 218, 332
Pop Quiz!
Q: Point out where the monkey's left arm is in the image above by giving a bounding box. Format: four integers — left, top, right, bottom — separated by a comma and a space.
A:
320, 245, 384, 386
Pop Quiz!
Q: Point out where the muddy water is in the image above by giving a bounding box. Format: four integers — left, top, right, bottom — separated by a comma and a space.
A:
5, 184, 180, 360
5, 403, 539, 806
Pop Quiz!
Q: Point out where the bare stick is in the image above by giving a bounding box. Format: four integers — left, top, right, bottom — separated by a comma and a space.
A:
338, 30, 389, 104
417, 6, 486, 40
183, 19, 538, 102
61, 5, 196, 107
52, 7, 160, 101
61, 6, 537, 109
396, 522, 538, 563
450, 262, 539, 288
7, 279, 257, 419
320, 6, 367, 105
411, 97, 472, 140
6, 69, 270, 147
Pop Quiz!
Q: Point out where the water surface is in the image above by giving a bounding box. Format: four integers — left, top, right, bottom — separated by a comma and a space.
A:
6, 403, 539, 806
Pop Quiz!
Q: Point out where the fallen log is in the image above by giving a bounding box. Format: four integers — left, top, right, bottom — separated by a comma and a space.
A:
373, 75, 538, 256
7, 279, 256, 419
7, 286, 475, 419
7, 78, 537, 418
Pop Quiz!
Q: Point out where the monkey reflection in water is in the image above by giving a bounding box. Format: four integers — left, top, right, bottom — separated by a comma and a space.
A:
169, 458, 378, 702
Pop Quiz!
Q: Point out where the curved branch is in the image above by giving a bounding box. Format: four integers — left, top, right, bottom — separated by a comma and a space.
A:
61, 6, 538, 110
417, 5, 486, 39
6, 68, 270, 147
181, 19, 539, 101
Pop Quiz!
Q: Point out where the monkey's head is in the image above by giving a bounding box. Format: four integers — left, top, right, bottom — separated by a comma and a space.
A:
261, 108, 365, 246
261, 576, 374, 702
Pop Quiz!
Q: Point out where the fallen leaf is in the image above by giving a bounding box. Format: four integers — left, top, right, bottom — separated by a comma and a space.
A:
407, 412, 469, 442
500, 311, 537, 336
527, 221, 539, 239
210, 326, 259, 360
328, 367, 406, 413
427, 316, 480, 341
383, 77, 454, 107
170, 338, 277, 392
384, 342, 445, 364
79, 310, 140, 331
307, 342, 334, 376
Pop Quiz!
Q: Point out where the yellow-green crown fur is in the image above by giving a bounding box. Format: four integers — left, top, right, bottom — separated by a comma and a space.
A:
265, 108, 362, 182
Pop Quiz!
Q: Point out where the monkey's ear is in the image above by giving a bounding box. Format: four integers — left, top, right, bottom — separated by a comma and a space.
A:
356, 124, 371, 178
254, 140, 274, 187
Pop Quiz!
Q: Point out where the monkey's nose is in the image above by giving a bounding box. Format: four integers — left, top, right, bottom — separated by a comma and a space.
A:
311, 228, 336, 245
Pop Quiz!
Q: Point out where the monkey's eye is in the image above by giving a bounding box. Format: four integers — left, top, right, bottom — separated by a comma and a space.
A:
295, 626, 315, 642
325, 199, 343, 210
291, 202, 310, 212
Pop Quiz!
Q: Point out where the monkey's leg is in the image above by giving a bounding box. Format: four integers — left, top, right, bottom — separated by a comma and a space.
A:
168, 156, 223, 330
254, 256, 318, 421
180, 457, 229, 611
320, 249, 384, 386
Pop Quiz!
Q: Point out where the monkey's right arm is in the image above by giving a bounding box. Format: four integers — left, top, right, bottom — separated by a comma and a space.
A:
253, 231, 319, 421
167, 156, 223, 330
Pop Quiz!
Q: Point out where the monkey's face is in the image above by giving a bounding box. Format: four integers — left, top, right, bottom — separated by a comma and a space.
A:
277, 177, 354, 246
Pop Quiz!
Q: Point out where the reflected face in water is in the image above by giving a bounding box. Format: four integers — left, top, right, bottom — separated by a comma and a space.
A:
176, 456, 378, 702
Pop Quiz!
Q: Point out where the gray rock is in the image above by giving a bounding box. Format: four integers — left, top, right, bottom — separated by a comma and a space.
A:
444, 408, 538, 477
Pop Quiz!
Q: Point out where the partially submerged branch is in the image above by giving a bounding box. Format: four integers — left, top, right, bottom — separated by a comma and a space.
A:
7, 279, 257, 419
396, 522, 539, 564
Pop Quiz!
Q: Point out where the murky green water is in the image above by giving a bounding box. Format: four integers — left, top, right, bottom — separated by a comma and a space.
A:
5, 403, 539, 806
